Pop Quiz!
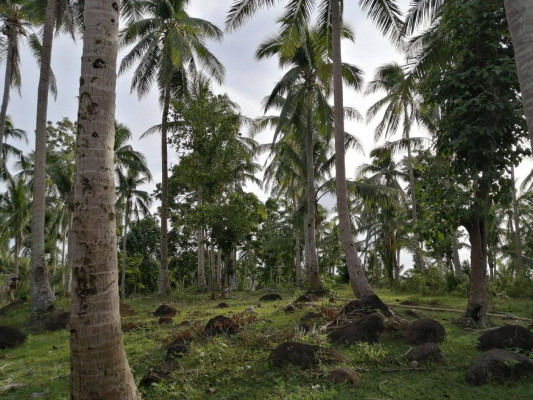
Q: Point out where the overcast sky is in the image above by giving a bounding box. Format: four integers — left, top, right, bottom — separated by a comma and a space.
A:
2, 0, 532, 268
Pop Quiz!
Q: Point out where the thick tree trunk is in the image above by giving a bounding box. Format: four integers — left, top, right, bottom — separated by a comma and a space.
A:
30, 0, 57, 314
331, 0, 375, 299
463, 183, 489, 327
120, 200, 130, 300
70, 1, 140, 398
504, 0, 533, 150
197, 193, 207, 292
303, 215, 310, 278
451, 230, 463, 279
230, 249, 238, 290
511, 164, 523, 273
0, 36, 14, 172
65, 212, 74, 292
305, 101, 323, 293
158, 82, 171, 294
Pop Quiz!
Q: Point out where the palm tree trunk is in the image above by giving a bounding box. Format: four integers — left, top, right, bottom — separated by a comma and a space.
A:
405, 117, 423, 271
197, 192, 207, 292
295, 228, 302, 286
158, 82, 171, 294
14, 235, 20, 289
217, 248, 222, 286
121, 200, 130, 300
504, 0, 533, 150
70, 1, 140, 398
30, 0, 57, 314
305, 101, 322, 293
0, 35, 15, 172
511, 164, 523, 273
65, 212, 74, 292
331, 0, 375, 299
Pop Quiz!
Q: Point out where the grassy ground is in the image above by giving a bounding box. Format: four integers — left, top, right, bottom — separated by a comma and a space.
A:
1, 286, 532, 399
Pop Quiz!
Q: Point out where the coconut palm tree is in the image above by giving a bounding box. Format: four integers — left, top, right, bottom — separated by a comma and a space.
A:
116, 166, 152, 299
114, 121, 151, 178
119, 0, 224, 294
366, 62, 425, 271
69, 0, 140, 397
0, 0, 31, 173
1, 116, 28, 181
257, 23, 363, 292
227, 0, 402, 300
0, 174, 32, 287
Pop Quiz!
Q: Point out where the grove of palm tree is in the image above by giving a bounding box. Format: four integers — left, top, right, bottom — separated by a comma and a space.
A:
0, 0, 533, 398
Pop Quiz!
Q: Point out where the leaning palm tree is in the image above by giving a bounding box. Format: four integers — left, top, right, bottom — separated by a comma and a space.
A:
119, 0, 224, 294
257, 23, 363, 293
116, 167, 152, 300
366, 62, 424, 271
227, 0, 402, 301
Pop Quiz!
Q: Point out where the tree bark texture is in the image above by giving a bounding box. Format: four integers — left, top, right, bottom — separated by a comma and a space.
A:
331, 0, 375, 298
70, 1, 140, 398
158, 82, 171, 294
30, 0, 57, 314
504, 0, 533, 150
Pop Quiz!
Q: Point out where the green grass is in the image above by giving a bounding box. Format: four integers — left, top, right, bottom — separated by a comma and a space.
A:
1, 286, 532, 399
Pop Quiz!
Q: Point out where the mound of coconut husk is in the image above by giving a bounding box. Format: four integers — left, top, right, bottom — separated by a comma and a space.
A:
153, 304, 178, 317
466, 349, 533, 385
405, 318, 445, 345
270, 341, 346, 368
166, 339, 190, 360
0, 326, 27, 349
295, 294, 319, 303
204, 315, 239, 336
259, 293, 282, 301
477, 325, 533, 353
340, 295, 392, 318
328, 313, 384, 345
406, 343, 445, 364
327, 369, 361, 386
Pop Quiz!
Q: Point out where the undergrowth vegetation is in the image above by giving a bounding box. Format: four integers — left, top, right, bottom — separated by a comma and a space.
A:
1, 285, 533, 399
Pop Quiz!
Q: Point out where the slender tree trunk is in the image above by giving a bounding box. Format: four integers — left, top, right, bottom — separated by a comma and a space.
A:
331, 0, 375, 299
303, 215, 310, 278
197, 193, 207, 292
463, 183, 489, 327
305, 101, 322, 292
405, 120, 423, 271
121, 200, 130, 300
451, 230, 462, 279
216, 248, 222, 286
511, 164, 524, 274
13, 236, 20, 289
0, 35, 15, 172
61, 219, 67, 288
158, 82, 171, 294
70, 1, 140, 397
394, 244, 400, 282
30, 0, 57, 314
295, 228, 302, 286
65, 212, 74, 292
230, 249, 238, 290
504, 0, 533, 150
